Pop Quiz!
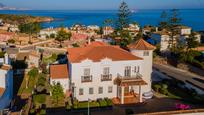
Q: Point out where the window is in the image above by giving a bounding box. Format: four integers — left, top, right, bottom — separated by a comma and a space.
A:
108, 86, 113, 93
143, 51, 149, 56
89, 88, 94, 94
137, 66, 140, 73
98, 87, 103, 94
84, 68, 90, 76
134, 66, 137, 73
103, 67, 110, 75
79, 88, 83, 95
124, 66, 131, 77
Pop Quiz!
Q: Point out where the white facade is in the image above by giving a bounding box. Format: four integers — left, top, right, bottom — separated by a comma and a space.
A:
180, 28, 191, 35
50, 78, 69, 93
39, 27, 57, 39
151, 33, 171, 52
70, 58, 144, 101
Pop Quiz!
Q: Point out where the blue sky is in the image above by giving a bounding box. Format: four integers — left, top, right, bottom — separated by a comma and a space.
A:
1, 0, 204, 10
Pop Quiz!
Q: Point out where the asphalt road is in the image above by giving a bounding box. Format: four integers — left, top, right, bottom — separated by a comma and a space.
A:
153, 63, 204, 91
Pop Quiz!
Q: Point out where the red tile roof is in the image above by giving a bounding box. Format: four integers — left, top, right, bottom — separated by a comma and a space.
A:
192, 47, 204, 51
67, 42, 143, 63
128, 39, 156, 50
50, 64, 69, 79
0, 87, 5, 97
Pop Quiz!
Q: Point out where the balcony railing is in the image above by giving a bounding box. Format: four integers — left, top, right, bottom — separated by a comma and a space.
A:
117, 73, 143, 81
101, 74, 112, 81
81, 75, 92, 83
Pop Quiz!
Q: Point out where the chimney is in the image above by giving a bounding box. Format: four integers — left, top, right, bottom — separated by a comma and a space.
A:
4, 53, 9, 65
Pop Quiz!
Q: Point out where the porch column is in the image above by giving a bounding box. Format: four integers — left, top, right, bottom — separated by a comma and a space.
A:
139, 85, 142, 103
121, 86, 124, 104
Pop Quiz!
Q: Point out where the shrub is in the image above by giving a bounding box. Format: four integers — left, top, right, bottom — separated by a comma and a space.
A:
8, 39, 15, 44
98, 99, 107, 107
73, 98, 78, 109
30, 108, 35, 114
39, 109, 46, 115
33, 94, 46, 104
153, 84, 161, 92
104, 98, 112, 106
162, 83, 168, 89
66, 104, 71, 110
160, 88, 169, 95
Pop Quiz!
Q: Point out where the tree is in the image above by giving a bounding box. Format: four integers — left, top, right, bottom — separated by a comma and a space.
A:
168, 9, 182, 55
55, 27, 71, 47
103, 18, 113, 27
116, 1, 131, 30
18, 22, 41, 43
159, 10, 169, 30
51, 83, 64, 105
27, 67, 39, 89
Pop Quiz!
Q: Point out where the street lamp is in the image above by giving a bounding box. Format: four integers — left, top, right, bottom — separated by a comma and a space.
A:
88, 98, 90, 115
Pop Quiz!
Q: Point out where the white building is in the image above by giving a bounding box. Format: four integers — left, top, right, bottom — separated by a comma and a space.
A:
0, 53, 13, 110
103, 26, 114, 36
39, 27, 57, 39
87, 25, 100, 31
64, 40, 155, 104
176, 26, 192, 36
50, 64, 69, 94
151, 31, 171, 52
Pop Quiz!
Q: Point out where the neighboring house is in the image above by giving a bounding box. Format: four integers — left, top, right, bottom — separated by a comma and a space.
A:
16, 50, 40, 68
0, 32, 15, 42
123, 24, 140, 37
39, 27, 57, 39
103, 26, 114, 36
8, 25, 19, 32
50, 64, 69, 94
176, 26, 192, 36
63, 39, 155, 104
0, 53, 13, 110
151, 31, 171, 52
87, 25, 100, 31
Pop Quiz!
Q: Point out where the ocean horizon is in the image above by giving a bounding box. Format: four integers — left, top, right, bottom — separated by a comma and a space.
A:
0, 9, 204, 31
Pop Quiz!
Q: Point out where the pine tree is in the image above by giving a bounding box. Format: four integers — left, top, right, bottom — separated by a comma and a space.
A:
116, 1, 131, 30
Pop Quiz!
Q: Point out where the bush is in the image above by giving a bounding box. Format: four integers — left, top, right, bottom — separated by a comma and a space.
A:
160, 88, 169, 95
104, 98, 112, 106
33, 94, 46, 104
162, 83, 168, 89
39, 109, 46, 115
30, 108, 35, 114
98, 99, 107, 107
66, 104, 71, 110
8, 39, 15, 44
73, 98, 78, 109
0, 52, 5, 58
77, 101, 100, 109
153, 84, 161, 92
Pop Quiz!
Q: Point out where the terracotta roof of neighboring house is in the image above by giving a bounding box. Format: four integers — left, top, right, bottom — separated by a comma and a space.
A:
71, 33, 88, 40
0, 87, 5, 97
0, 32, 15, 36
103, 26, 114, 31
192, 47, 204, 52
85, 41, 108, 47
67, 42, 143, 63
50, 64, 69, 79
128, 39, 156, 50
0, 64, 12, 71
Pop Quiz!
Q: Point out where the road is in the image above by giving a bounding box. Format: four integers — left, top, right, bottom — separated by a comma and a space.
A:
153, 63, 204, 91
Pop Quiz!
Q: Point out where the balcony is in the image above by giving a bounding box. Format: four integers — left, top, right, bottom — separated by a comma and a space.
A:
114, 73, 147, 86
81, 75, 92, 83
101, 74, 112, 81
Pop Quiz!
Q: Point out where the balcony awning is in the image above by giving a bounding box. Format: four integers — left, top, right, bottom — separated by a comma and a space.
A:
114, 76, 147, 86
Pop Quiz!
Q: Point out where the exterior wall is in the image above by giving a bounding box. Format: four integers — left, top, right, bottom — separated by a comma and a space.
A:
28, 56, 39, 68
151, 34, 170, 51
0, 70, 6, 88
50, 78, 69, 93
181, 28, 191, 35
130, 50, 153, 94
70, 58, 143, 101
0, 69, 13, 110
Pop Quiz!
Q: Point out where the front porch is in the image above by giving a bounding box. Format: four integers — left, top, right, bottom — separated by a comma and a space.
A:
113, 74, 147, 104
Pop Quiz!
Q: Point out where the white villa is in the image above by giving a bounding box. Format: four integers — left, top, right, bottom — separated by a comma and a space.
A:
39, 27, 57, 39
0, 53, 13, 110
50, 39, 156, 104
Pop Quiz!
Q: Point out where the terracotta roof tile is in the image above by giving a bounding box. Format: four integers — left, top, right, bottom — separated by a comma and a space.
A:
192, 47, 204, 51
128, 39, 156, 50
50, 64, 69, 79
67, 42, 143, 63
0, 87, 5, 97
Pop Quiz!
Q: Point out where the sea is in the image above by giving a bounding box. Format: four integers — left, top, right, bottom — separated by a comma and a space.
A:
0, 9, 204, 31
